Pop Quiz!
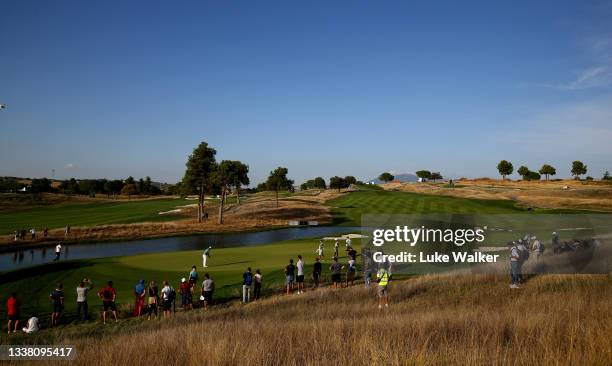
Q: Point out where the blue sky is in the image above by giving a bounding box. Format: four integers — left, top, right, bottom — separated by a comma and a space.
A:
1, 1, 611, 184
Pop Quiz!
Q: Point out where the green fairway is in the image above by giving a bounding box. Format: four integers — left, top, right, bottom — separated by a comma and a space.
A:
0, 237, 360, 323
0, 198, 194, 234
328, 190, 524, 225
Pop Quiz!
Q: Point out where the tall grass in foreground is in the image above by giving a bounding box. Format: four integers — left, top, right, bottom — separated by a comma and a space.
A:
19, 273, 607, 366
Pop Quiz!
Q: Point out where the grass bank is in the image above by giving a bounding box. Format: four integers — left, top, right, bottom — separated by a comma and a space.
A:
3, 273, 610, 365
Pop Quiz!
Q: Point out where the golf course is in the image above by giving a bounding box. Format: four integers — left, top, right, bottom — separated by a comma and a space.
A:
1, 186, 609, 328
0, 197, 193, 235
0, 188, 530, 324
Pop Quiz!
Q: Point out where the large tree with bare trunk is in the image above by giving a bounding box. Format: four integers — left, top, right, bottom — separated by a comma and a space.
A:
182, 142, 217, 223
214, 160, 250, 224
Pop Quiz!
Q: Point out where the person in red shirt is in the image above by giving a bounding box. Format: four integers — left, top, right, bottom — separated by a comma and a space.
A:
179, 278, 192, 310
97, 281, 118, 324
6, 292, 20, 334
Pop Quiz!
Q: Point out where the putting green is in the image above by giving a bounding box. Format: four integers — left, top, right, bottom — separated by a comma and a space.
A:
0, 237, 361, 323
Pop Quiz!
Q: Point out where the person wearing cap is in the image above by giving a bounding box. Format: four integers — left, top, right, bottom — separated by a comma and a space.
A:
179, 277, 192, 310
552, 232, 560, 253
203, 246, 212, 268
509, 241, 521, 288
133, 279, 146, 317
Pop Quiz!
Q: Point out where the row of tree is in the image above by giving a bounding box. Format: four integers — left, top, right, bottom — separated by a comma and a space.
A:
497, 160, 592, 180
0, 176, 165, 196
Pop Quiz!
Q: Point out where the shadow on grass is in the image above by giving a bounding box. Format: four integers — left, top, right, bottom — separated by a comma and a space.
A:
0, 260, 96, 284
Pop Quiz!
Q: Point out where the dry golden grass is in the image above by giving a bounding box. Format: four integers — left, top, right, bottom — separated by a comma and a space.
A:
1, 192, 344, 245
24, 273, 611, 366
386, 179, 612, 211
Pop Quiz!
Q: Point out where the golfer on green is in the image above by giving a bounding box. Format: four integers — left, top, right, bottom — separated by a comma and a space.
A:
376, 266, 390, 309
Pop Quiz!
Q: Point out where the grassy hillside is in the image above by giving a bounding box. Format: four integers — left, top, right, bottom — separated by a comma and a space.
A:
0, 237, 359, 322
0, 198, 192, 234
3, 273, 610, 365
328, 190, 524, 225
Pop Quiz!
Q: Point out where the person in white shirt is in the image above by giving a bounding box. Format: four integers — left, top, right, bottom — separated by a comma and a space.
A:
509, 241, 521, 288
345, 237, 352, 249
54, 243, 62, 261
531, 236, 543, 259
22, 316, 39, 334
334, 240, 339, 258
202, 246, 212, 267
315, 240, 324, 258
161, 281, 174, 317
296, 255, 305, 294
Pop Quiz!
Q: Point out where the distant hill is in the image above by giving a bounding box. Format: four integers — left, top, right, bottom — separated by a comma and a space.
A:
368, 173, 418, 184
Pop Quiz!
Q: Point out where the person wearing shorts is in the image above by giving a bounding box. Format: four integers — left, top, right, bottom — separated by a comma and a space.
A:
98, 281, 118, 324
6, 292, 20, 334
330, 257, 343, 288
296, 255, 305, 294
49, 284, 64, 326
201, 274, 214, 308
147, 281, 159, 319
377, 267, 390, 309
161, 281, 174, 316
285, 259, 295, 295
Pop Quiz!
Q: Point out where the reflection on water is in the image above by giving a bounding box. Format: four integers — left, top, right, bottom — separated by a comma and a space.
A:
0, 226, 359, 272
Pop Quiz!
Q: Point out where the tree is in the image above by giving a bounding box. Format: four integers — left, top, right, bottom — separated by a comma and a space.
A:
229, 161, 249, 205
313, 177, 326, 189
497, 160, 514, 180
300, 181, 312, 191
121, 183, 137, 199
265, 167, 293, 208
517, 166, 530, 180
329, 176, 346, 192
526, 171, 541, 181
603, 171, 611, 181
30, 178, 52, 193
378, 172, 394, 182
571, 161, 587, 180
430, 172, 443, 182
78, 179, 99, 197
344, 176, 357, 187
301, 177, 327, 190
137, 178, 145, 194
538, 164, 556, 181
415, 170, 432, 181
59, 178, 80, 195
214, 160, 249, 224
105, 180, 123, 198
182, 142, 217, 222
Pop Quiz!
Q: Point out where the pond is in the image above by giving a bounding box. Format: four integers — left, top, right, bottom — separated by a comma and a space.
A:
0, 226, 360, 272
